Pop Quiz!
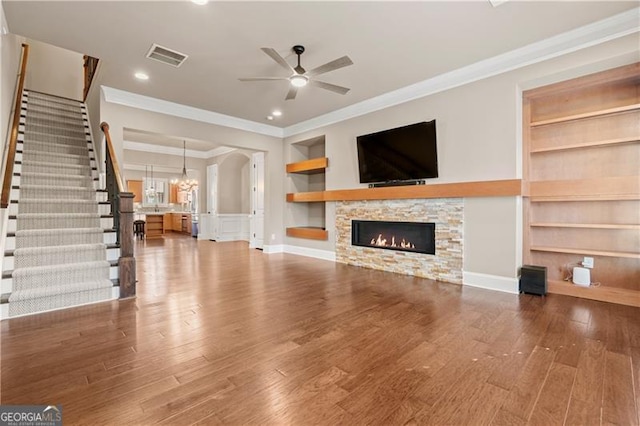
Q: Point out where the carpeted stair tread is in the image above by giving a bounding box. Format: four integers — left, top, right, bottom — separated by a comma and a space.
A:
21, 140, 89, 156
27, 92, 83, 106
18, 186, 96, 201
16, 213, 101, 230
19, 173, 93, 188
20, 159, 92, 171
9, 279, 113, 302
12, 260, 110, 287
22, 151, 89, 161
14, 243, 107, 268
21, 108, 82, 122
23, 130, 87, 145
15, 228, 104, 248
26, 125, 86, 139
18, 200, 98, 215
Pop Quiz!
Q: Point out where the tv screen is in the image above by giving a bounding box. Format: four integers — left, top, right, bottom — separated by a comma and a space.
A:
356, 120, 438, 184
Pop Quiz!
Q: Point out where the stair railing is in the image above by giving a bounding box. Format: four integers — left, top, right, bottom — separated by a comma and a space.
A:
1, 43, 30, 209
100, 122, 136, 298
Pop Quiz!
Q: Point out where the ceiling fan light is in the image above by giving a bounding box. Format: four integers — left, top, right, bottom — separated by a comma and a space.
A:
290, 74, 308, 88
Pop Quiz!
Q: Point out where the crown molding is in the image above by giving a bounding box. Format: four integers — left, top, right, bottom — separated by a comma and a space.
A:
123, 140, 237, 159
123, 140, 208, 158
123, 163, 189, 173
282, 7, 639, 137
101, 8, 639, 140
207, 146, 237, 158
102, 86, 283, 138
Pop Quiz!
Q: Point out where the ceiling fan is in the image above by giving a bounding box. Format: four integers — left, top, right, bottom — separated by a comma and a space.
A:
239, 45, 353, 100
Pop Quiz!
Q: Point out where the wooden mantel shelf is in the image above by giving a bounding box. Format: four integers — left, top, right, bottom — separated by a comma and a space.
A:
287, 179, 522, 202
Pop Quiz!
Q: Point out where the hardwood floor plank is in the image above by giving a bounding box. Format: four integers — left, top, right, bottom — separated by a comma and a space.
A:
1, 236, 637, 424
565, 339, 606, 425
602, 350, 637, 426
492, 345, 556, 422
528, 362, 576, 425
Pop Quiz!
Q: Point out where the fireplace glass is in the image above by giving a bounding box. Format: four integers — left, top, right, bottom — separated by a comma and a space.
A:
351, 220, 435, 255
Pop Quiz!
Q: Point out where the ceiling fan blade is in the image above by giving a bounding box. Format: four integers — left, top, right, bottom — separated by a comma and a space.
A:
239, 77, 289, 81
285, 86, 298, 101
306, 56, 353, 77
309, 80, 350, 95
261, 48, 295, 73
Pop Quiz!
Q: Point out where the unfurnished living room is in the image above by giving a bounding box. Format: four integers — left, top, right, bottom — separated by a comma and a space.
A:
0, 1, 639, 425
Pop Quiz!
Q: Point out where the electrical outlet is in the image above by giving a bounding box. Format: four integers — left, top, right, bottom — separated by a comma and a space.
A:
582, 256, 594, 269
271, 233, 276, 241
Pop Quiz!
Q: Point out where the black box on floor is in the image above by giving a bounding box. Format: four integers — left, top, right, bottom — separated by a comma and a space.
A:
519, 265, 547, 296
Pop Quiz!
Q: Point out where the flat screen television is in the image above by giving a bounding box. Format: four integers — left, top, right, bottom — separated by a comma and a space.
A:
356, 120, 438, 184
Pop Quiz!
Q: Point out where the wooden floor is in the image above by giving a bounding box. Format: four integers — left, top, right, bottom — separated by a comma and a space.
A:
1, 234, 639, 425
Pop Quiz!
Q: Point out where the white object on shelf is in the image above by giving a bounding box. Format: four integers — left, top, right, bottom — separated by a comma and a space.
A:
573, 267, 591, 287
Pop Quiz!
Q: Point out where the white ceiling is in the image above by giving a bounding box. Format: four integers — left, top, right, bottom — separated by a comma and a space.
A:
3, 1, 638, 130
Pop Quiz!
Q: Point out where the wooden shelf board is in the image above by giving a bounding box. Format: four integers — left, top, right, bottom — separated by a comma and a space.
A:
530, 246, 640, 259
527, 176, 640, 199
530, 103, 640, 127
530, 223, 640, 230
286, 191, 325, 202
287, 179, 522, 202
286, 157, 328, 174
530, 137, 639, 153
547, 279, 640, 308
286, 227, 328, 240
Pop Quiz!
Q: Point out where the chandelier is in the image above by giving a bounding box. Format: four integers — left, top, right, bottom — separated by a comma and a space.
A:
172, 140, 198, 192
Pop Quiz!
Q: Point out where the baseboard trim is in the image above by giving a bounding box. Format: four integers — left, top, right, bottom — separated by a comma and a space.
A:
263, 244, 284, 254
284, 245, 336, 262
463, 271, 519, 294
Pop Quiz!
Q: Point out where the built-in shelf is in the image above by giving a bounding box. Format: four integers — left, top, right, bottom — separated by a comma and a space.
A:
286, 179, 522, 203
286, 191, 325, 202
530, 246, 640, 259
286, 157, 328, 174
530, 223, 640, 230
286, 227, 328, 240
530, 137, 639, 153
547, 279, 640, 308
530, 103, 640, 127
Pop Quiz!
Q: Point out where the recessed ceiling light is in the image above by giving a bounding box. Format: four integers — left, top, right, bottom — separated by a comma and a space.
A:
134, 72, 149, 81
266, 116, 274, 121
191, 0, 208, 4
272, 110, 282, 117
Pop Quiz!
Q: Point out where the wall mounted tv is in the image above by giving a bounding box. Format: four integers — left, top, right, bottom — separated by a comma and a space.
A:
356, 120, 438, 185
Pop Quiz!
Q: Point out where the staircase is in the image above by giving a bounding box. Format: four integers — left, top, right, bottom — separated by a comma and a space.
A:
1, 90, 119, 319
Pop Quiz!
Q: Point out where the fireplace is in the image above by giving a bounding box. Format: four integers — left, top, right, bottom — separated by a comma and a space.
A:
351, 220, 435, 255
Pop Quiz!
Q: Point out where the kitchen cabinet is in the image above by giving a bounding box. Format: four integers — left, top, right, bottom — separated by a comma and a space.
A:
127, 180, 143, 203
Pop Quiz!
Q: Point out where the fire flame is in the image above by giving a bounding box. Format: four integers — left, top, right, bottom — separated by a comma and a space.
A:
370, 234, 415, 249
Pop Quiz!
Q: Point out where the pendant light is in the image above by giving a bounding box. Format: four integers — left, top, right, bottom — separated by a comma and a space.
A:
176, 140, 198, 192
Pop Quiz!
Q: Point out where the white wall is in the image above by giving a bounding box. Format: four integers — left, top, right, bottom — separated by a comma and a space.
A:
284, 34, 639, 287
0, 10, 25, 170
217, 152, 250, 214
24, 38, 83, 100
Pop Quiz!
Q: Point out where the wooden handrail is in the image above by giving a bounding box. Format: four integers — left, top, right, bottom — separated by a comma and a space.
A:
1, 43, 30, 209
82, 55, 99, 102
100, 121, 136, 298
100, 122, 124, 192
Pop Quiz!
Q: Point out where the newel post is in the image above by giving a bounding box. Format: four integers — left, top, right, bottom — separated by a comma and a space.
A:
118, 192, 136, 298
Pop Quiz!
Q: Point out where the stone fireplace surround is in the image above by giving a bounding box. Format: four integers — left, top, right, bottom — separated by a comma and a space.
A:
335, 198, 463, 284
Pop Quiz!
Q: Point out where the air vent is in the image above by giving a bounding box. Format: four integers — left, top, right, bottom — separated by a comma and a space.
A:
145, 43, 188, 67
